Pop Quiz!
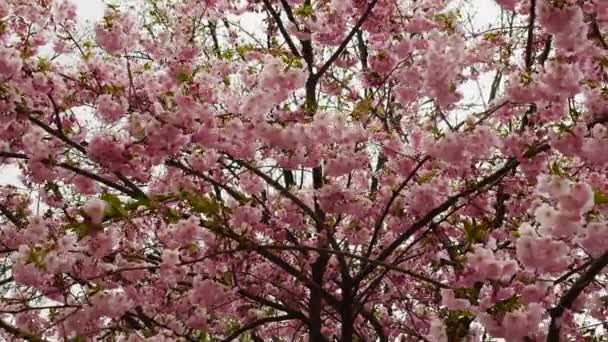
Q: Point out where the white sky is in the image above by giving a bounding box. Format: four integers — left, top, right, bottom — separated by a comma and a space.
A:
73, 0, 105, 24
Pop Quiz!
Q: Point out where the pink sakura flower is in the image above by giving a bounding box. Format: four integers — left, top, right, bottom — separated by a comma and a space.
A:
549, 124, 585, 157
557, 182, 595, 214
425, 133, 468, 165
423, 37, 465, 107
87, 134, 130, 170
87, 231, 114, 258
53, 0, 77, 23
467, 126, 499, 159
407, 183, 441, 217
45, 250, 77, 273
161, 249, 180, 268
97, 94, 129, 123
186, 310, 208, 330
72, 175, 100, 195
325, 153, 367, 178
22, 127, 50, 160
0, 48, 22, 78
534, 203, 559, 233
516, 224, 571, 273
95, 12, 139, 54
404, 15, 436, 33
426, 316, 448, 342
240, 172, 265, 194
576, 222, 608, 258
440, 289, 470, 310
0, 2, 9, 17
466, 245, 518, 282
538, 61, 582, 98
230, 206, 262, 231
538, 1, 583, 36
82, 198, 107, 225
536, 174, 571, 198
13, 261, 48, 287
521, 282, 550, 304
598, 1, 608, 21
188, 277, 225, 307
90, 292, 133, 318
582, 133, 608, 165
172, 217, 205, 246
369, 52, 396, 75
22, 216, 48, 245
501, 303, 544, 340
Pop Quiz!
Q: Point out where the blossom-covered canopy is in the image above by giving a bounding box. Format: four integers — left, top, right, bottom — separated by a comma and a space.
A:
0, 0, 607, 341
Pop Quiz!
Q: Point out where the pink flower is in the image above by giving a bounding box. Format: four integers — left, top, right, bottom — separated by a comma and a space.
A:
72, 175, 100, 195
516, 227, 571, 274
441, 289, 470, 310
426, 317, 448, 342
576, 222, 608, 258
404, 15, 436, 33
83, 198, 107, 225
95, 12, 139, 54
97, 94, 129, 123
0, 2, 9, 17
598, 2, 608, 21
87, 231, 114, 258
0, 48, 22, 77
87, 134, 130, 171
558, 182, 594, 214
172, 217, 205, 246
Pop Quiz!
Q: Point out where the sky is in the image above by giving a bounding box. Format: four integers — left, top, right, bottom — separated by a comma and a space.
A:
73, 0, 105, 24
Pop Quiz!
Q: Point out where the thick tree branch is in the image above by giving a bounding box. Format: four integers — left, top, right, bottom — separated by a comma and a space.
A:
0, 319, 47, 342
524, 0, 536, 73
547, 250, 608, 342
0, 203, 25, 228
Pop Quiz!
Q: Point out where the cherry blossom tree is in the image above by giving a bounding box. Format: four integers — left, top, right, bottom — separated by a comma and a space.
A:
0, 0, 607, 340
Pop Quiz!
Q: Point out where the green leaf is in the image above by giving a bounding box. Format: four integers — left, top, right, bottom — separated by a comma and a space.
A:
198, 332, 209, 342
444, 309, 475, 340
463, 220, 486, 244
100, 193, 126, 219
183, 193, 221, 216
66, 222, 89, 239
166, 209, 181, 223
488, 295, 522, 315
351, 98, 372, 121
549, 161, 564, 176
124, 197, 150, 211
27, 248, 48, 267
176, 71, 192, 83
37, 57, 51, 73
221, 49, 234, 60
595, 190, 608, 205
294, 3, 313, 17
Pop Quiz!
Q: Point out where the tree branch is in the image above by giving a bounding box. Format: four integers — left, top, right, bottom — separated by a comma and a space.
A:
314, 0, 380, 80
220, 315, 295, 342
356, 143, 550, 282
547, 250, 608, 342
261, 0, 302, 58
0, 319, 47, 342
